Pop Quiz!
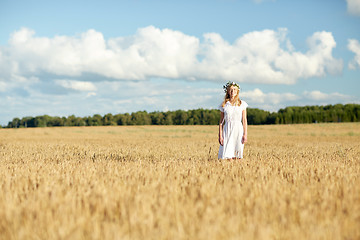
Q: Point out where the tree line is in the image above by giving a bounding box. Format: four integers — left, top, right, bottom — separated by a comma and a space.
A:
4, 103, 360, 128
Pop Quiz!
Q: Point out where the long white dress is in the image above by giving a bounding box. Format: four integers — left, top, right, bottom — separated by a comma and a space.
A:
218, 100, 248, 159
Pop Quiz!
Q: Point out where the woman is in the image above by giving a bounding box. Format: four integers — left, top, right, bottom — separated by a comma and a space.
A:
218, 81, 248, 159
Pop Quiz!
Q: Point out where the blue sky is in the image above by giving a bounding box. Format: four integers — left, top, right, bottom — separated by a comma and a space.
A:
0, 0, 360, 125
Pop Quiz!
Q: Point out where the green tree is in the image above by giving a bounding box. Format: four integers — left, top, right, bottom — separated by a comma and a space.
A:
49, 117, 64, 126
117, 113, 132, 125
150, 112, 164, 125
103, 113, 116, 126
88, 114, 103, 126
5, 104, 360, 128
164, 112, 174, 125
131, 111, 151, 125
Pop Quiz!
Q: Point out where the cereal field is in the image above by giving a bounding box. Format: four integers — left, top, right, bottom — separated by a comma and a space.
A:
0, 123, 359, 240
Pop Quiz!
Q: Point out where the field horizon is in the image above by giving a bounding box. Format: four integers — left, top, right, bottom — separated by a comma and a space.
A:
1, 123, 359, 239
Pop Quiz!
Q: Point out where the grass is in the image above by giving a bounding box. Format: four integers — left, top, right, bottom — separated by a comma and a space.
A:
0, 123, 359, 239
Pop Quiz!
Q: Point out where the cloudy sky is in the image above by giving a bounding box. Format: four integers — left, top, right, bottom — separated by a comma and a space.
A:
1, 0, 360, 125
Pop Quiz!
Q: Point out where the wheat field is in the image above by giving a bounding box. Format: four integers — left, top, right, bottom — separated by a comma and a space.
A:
0, 123, 359, 240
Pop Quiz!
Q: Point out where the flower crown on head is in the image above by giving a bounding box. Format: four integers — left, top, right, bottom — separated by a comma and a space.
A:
223, 81, 240, 93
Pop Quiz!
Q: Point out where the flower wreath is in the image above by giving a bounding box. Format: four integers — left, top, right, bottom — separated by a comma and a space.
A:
223, 81, 240, 93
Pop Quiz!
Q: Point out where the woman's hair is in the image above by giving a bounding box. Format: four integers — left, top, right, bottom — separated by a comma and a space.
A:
222, 85, 241, 107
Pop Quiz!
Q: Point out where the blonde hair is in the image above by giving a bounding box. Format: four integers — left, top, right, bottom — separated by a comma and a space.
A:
222, 85, 241, 107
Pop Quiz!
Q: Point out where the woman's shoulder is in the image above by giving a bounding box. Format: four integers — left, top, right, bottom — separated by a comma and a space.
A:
219, 101, 231, 111
220, 101, 231, 107
218, 102, 225, 111
240, 100, 248, 108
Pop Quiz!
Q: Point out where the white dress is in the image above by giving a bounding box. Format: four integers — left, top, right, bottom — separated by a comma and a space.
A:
218, 100, 248, 159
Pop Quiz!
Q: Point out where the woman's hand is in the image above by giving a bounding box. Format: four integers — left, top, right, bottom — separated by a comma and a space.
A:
219, 135, 224, 146
242, 134, 247, 144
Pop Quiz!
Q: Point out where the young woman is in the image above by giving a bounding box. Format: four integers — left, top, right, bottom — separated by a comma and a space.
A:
218, 81, 248, 159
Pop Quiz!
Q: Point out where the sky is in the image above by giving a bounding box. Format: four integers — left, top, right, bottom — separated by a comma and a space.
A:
0, 0, 360, 125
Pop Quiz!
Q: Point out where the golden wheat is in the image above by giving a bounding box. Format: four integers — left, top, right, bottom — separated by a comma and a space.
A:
0, 123, 359, 240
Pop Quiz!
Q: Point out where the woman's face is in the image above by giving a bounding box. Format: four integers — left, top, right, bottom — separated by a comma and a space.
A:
229, 86, 238, 99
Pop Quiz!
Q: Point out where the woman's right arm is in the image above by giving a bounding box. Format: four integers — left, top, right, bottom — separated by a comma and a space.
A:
218, 111, 224, 145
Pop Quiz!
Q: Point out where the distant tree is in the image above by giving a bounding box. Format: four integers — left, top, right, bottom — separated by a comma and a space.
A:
131, 111, 151, 125
19, 117, 35, 128
150, 112, 164, 125
34, 115, 52, 127
163, 112, 174, 125
88, 114, 103, 126
50, 116, 64, 126
191, 110, 201, 125
8, 118, 21, 128
173, 110, 191, 125
247, 108, 270, 125
117, 113, 132, 125
103, 113, 116, 126
65, 115, 76, 126
266, 112, 278, 124
5, 104, 360, 128
75, 117, 86, 126
202, 110, 218, 125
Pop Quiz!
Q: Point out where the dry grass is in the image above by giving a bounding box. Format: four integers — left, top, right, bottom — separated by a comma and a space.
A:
0, 123, 359, 240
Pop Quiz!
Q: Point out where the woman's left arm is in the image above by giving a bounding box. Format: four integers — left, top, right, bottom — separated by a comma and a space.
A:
242, 109, 247, 144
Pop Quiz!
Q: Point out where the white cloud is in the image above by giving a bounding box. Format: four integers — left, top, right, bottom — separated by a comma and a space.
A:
348, 39, 360, 69
0, 48, 14, 82
346, 0, 360, 16
6, 27, 199, 80
87, 92, 97, 97
1, 75, 359, 125
55, 79, 97, 91
303, 90, 351, 101
0, 81, 7, 92
238, 88, 357, 111
0, 26, 342, 86
195, 29, 342, 84
241, 88, 299, 105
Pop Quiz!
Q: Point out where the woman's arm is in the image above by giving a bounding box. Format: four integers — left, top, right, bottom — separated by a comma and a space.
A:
218, 111, 224, 145
242, 109, 247, 144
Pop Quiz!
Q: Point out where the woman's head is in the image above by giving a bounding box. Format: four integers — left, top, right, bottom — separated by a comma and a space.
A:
227, 85, 239, 100
222, 81, 241, 106
223, 81, 240, 98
